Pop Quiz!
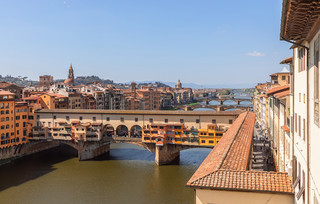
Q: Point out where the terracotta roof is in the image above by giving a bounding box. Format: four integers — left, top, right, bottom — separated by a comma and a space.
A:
280, 57, 293, 64
187, 112, 249, 183
42, 93, 67, 99
282, 125, 290, 133
258, 94, 267, 98
23, 95, 40, 100
189, 170, 293, 194
274, 90, 290, 99
266, 85, 290, 95
280, 0, 320, 41
36, 109, 244, 116
0, 90, 15, 95
186, 111, 293, 194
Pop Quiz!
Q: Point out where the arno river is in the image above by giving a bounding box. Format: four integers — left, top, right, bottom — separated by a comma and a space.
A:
0, 143, 211, 204
0, 96, 251, 203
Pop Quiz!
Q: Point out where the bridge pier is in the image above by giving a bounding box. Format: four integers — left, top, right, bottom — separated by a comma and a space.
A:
155, 144, 180, 165
217, 106, 224, 111
77, 141, 110, 161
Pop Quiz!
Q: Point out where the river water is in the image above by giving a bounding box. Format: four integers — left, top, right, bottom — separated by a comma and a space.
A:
0, 143, 211, 204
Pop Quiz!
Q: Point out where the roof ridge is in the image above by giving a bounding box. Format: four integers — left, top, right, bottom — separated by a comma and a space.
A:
216, 111, 248, 170
188, 112, 249, 185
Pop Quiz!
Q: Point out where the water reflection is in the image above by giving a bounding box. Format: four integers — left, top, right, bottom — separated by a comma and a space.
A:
0, 143, 211, 204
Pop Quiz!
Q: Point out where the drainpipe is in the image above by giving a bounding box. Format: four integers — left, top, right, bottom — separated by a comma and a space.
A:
306, 46, 310, 204
291, 61, 295, 179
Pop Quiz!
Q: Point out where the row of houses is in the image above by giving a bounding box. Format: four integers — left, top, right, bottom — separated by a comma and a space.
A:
253, 1, 320, 203
0, 65, 195, 111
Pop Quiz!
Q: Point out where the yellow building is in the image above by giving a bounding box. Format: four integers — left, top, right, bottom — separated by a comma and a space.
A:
198, 124, 225, 146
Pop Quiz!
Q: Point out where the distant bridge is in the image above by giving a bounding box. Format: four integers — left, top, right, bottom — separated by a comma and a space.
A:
196, 96, 253, 105
174, 103, 251, 111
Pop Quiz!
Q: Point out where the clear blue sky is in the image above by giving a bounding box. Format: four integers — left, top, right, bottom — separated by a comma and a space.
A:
0, 0, 291, 87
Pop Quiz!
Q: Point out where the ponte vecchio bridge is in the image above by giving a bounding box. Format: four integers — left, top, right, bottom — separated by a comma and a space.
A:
23, 109, 242, 165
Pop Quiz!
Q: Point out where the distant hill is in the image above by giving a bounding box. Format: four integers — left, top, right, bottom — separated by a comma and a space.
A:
124, 81, 255, 89
55, 75, 114, 85
0, 75, 38, 87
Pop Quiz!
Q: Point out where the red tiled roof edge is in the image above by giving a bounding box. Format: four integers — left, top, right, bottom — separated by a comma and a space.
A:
220, 112, 255, 170
186, 112, 249, 185
266, 84, 290, 95
187, 170, 293, 194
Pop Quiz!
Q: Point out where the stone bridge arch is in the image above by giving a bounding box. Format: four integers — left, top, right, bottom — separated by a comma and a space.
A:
130, 125, 142, 138
101, 124, 115, 137
116, 125, 129, 137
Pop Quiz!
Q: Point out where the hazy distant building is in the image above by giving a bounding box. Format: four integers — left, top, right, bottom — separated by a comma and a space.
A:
39, 75, 53, 88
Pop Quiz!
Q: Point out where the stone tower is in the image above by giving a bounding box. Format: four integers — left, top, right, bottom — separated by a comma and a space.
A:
175, 80, 182, 89
64, 64, 75, 85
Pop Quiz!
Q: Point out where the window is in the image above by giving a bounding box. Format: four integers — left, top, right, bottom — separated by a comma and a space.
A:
79, 116, 83, 121
120, 117, 124, 122
297, 170, 305, 200
295, 113, 297, 133
299, 93, 301, 102
66, 116, 69, 121
229, 120, 233, 124
196, 119, 200, 123
209, 140, 214, 144
106, 117, 110, 121
201, 140, 205, 143
299, 48, 306, 72
93, 117, 96, 121
212, 119, 216, 124
303, 118, 305, 141
164, 119, 168, 123
299, 115, 301, 137
53, 115, 56, 119
16, 123, 19, 127
149, 118, 153, 123
303, 94, 305, 104
180, 119, 184, 123
135, 118, 138, 122
282, 76, 286, 80
37, 115, 40, 119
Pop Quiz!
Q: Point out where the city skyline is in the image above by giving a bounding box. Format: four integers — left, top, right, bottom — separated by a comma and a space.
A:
0, 0, 289, 87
